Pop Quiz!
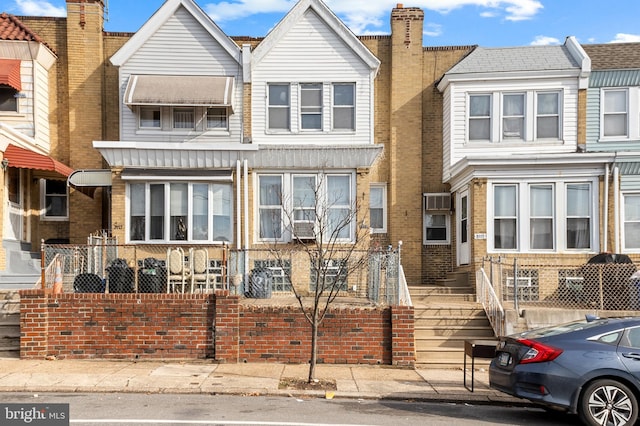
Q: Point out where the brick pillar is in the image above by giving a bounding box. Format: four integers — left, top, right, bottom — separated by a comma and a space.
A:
389, 6, 424, 285
66, 0, 106, 241
213, 291, 240, 363
19, 289, 50, 359
391, 305, 415, 366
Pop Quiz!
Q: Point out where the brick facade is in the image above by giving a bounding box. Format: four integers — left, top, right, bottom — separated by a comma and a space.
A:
20, 290, 415, 365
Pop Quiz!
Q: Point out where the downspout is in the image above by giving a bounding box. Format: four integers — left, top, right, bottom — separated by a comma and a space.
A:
603, 163, 609, 253
613, 165, 620, 253
236, 160, 242, 250
243, 159, 249, 278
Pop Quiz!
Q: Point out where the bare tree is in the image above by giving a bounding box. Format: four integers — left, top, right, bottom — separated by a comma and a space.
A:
261, 172, 371, 382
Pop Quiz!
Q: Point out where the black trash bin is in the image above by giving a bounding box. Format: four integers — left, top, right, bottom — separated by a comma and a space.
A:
581, 253, 637, 310
73, 273, 105, 293
106, 258, 134, 293
138, 257, 166, 293
247, 268, 273, 298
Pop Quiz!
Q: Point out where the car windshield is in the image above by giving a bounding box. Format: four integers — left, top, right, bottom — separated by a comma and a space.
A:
516, 319, 611, 339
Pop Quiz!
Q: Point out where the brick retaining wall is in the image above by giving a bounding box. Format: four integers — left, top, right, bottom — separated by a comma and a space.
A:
19, 290, 414, 366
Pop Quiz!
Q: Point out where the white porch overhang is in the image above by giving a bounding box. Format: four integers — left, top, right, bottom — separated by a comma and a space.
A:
93, 142, 383, 170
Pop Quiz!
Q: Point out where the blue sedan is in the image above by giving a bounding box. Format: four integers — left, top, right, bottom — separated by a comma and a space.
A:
490, 316, 640, 426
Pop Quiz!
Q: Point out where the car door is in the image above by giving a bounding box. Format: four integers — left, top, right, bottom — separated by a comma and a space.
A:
618, 326, 640, 380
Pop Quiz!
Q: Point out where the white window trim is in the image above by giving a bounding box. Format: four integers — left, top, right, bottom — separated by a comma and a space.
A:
40, 179, 69, 221
467, 89, 564, 144
255, 171, 356, 243
599, 87, 640, 141
299, 83, 323, 132
267, 83, 291, 133
423, 212, 451, 245
622, 192, 640, 252
332, 82, 356, 132
370, 183, 387, 234
487, 178, 598, 253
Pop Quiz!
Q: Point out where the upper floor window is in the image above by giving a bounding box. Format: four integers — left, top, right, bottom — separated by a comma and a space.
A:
603, 89, 628, 137
333, 83, 355, 130
0, 87, 18, 112
207, 107, 228, 130
128, 182, 233, 243
300, 83, 322, 130
173, 107, 195, 130
468, 90, 563, 143
139, 107, 161, 128
268, 84, 290, 130
40, 179, 68, 221
370, 184, 387, 233
137, 106, 229, 133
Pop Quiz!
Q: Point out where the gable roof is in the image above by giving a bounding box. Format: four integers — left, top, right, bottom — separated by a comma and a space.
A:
110, 0, 241, 67
0, 12, 55, 53
251, 0, 380, 71
582, 43, 640, 70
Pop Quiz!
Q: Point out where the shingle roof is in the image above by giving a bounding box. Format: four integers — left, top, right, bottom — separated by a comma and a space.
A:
0, 12, 53, 52
582, 43, 640, 70
445, 45, 580, 75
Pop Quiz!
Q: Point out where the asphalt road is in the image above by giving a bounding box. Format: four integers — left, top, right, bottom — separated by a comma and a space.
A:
0, 392, 582, 425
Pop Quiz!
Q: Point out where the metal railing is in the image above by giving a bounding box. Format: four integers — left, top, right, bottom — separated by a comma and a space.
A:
476, 267, 505, 337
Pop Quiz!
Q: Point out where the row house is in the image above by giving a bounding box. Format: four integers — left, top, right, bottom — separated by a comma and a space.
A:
3, 0, 640, 301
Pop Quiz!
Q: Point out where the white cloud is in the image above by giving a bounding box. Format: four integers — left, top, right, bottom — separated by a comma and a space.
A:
530, 35, 560, 46
424, 23, 443, 37
13, 0, 65, 16
610, 33, 640, 43
203, 0, 544, 33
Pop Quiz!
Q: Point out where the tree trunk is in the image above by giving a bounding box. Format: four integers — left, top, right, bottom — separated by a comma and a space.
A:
308, 313, 319, 382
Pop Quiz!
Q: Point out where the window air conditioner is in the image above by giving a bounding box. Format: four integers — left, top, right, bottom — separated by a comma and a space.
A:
423, 193, 451, 211
293, 222, 315, 240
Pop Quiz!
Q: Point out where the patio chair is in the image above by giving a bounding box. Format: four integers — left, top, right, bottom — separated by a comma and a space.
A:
167, 247, 189, 293
190, 248, 211, 293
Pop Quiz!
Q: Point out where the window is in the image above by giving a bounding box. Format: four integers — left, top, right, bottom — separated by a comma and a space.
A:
206, 107, 228, 130
623, 194, 640, 250
603, 89, 628, 137
300, 83, 322, 130
257, 173, 354, 242
139, 107, 160, 128
530, 184, 554, 250
333, 83, 355, 130
503, 93, 525, 140
424, 214, 450, 244
423, 192, 450, 244
127, 182, 233, 243
173, 107, 195, 129
494, 185, 518, 250
490, 181, 596, 252
0, 87, 18, 112
310, 259, 347, 291
268, 84, 290, 130
536, 92, 559, 138
370, 184, 387, 233
469, 94, 491, 140
41, 179, 68, 220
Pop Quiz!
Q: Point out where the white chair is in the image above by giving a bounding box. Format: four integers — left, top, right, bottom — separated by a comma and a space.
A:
190, 248, 210, 293
167, 247, 189, 293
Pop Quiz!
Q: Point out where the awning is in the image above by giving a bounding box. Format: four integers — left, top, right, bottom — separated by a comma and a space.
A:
124, 75, 234, 107
0, 59, 21, 91
3, 144, 72, 177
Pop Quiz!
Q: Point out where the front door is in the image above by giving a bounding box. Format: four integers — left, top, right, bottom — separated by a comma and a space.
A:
3, 168, 23, 241
457, 188, 470, 266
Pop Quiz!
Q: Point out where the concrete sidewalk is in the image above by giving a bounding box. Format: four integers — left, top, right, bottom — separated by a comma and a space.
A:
0, 357, 528, 405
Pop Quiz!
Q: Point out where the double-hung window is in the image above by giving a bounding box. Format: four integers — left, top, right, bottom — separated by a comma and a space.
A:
206, 107, 228, 130
41, 179, 68, 221
469, 94, 491, 140
128, 182, 233, 243
536, 92, 560, 138
173, 107, 195, 129
369, 184, 387, 233
258, 175, 283, 240
491, 181, 595, 252
0, 87, 18, 112
268, 84, 290, 130
623, 194, 640, 250
333, 83, 355, 130
603, 89, 628, 137
503, 93, 525, 140
300, 83, 322, 130
139, 107, 161, 129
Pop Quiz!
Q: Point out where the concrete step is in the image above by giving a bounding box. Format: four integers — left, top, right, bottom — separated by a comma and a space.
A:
0, 273, 40, 290
415, 326, 495, 339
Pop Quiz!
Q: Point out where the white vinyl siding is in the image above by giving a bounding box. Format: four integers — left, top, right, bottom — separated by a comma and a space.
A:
118, 7, 243, 143
251, 9, 373, 145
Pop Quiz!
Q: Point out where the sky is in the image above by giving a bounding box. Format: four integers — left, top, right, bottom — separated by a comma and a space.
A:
4, 0, 640, 47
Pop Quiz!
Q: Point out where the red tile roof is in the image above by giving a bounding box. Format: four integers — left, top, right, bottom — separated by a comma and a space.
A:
0, 12, 53, 52
0, 59, 21, 90
4, 144, 73, 177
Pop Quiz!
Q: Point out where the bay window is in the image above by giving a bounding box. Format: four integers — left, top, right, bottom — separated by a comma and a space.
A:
566, 183, 591, 249
128, 182, 233, 243
494, 185, 518, 250
258, 175, 283, 239
529, 184, 554, 250
469, 94, 491, 140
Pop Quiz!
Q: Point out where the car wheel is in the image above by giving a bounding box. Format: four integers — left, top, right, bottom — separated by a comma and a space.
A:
579, 379, 638, 426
